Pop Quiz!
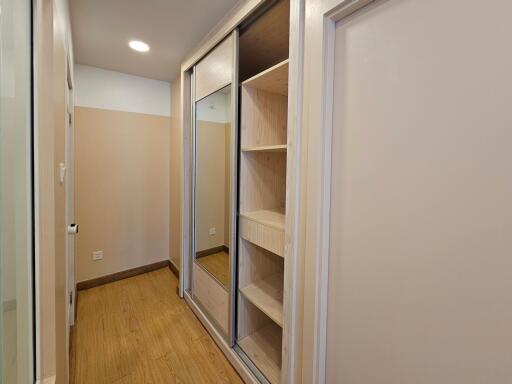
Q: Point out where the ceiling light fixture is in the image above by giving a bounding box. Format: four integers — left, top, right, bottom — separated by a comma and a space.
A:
129, 40, 150, 53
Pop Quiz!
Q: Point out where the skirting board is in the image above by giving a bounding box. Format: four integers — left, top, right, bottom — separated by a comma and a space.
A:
196, 245, 229, 259
76, 260, 170, 290
184, 291, 259, 384
168, 260, 179, 278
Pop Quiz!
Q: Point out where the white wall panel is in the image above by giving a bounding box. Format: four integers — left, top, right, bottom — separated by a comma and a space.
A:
75, 64, 170, 116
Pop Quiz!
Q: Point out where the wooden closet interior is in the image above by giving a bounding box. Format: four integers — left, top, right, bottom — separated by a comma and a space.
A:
236, 1, 290, 383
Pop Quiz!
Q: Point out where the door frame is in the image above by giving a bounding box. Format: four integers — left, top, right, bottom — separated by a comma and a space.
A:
65, 52, 75, 327
300, 0, 375, 383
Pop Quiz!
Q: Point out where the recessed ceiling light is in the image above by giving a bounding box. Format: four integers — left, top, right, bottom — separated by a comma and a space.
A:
129, 40, 150, 53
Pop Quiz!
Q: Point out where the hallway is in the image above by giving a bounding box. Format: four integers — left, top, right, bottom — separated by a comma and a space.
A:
70, 268, 242, 383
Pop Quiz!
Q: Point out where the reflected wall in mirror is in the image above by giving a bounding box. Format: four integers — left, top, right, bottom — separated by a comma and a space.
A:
194, 85, 232, 290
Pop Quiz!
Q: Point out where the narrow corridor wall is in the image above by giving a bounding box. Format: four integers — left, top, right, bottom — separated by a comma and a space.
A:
74, 65, 170, 282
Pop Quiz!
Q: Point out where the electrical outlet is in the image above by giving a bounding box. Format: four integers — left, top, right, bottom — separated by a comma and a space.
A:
209, 227, 216, 235
92, 250, 103, 261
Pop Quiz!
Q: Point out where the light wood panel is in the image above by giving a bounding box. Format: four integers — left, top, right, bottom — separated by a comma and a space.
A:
71, 268, 242, 384
242, 144, 287, 153
195, 35, 233, 101
240, 209, 285, 257
240, 272, 284, 327
237, 4, 290, 380
239, 323, 283, 384
239, 240, 284, 292
242, 60, 289, 96
240, 152, 287, 212
240, 87, 288, 148
237, 295, 273, 341
239, 0, 290, 81
241, 208, 285, 230
237, 240, 284, 339
193, 263, 229, 335
281, 1, 305, 382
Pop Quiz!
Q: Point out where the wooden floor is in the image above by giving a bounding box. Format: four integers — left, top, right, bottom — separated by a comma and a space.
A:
195, 251, 230, 287
70, 268, 243, 384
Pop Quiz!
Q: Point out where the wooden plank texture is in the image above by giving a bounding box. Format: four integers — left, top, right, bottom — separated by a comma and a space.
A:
240, 210, 285, 257
240, 273, 284, 327
71, 268, 242, 384
242, 144, 287, 153
240, 87, 288, 148
239, 0, 290, 81
239, 323, 283, 384
195, 35, 233, 101
193, 263, 230, 335
243, 60, 289, 96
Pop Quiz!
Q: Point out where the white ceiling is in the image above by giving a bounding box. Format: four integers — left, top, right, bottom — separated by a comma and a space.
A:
70, 0, 239, 82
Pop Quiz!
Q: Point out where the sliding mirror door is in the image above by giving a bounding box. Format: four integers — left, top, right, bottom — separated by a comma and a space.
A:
191, 34, 236, 340
194, 85, 232, 291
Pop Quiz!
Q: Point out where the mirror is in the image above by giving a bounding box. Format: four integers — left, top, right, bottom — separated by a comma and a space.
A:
194, 85, 232, 290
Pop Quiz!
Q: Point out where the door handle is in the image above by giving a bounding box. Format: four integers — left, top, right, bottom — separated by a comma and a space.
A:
67, 223, 78, 235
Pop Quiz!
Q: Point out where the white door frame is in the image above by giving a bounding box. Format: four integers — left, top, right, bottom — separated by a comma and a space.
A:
300, 0, 375, 383
65, 53, 75, 327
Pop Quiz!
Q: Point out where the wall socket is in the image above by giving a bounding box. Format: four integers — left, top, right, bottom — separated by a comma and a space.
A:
209, 227, 216, 235
92, 250, 103, 261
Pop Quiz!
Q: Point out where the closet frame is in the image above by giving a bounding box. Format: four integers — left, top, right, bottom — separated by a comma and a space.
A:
179, 1, 305, 383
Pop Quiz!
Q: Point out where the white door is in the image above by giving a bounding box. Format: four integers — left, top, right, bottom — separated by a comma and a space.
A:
302, 0, 512, 383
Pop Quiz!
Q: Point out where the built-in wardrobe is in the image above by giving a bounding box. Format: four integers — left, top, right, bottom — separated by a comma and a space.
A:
180, 1, 299, 383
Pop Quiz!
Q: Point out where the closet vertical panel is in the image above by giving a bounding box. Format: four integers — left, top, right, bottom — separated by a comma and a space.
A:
236, 1, 290, 383
195, 35, 233, 101
229, 29, 240, 347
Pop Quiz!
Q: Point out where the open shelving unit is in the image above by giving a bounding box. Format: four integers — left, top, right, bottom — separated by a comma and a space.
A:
237, 1, 290, 382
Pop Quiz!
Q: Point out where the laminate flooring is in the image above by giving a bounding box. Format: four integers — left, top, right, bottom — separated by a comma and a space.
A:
70, 267, 242, 384
195, 251, 230, 287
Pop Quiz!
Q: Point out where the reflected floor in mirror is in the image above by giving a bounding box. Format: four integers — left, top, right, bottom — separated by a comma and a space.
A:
196, 251, 230, 288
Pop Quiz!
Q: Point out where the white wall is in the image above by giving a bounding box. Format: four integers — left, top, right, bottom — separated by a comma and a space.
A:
75, 64, 170, 116
196, 88, 230, 123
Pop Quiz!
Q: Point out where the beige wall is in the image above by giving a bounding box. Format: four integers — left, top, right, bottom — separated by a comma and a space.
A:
224, 123, 231, 246
75, 107, 170, 282
170, 78, 182, 268
196, 120, 229, 252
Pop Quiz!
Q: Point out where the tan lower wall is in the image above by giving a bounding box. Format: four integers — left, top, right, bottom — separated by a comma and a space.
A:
75, 106, 170, 282
196, 120, 228, 252
170, 78, 181, 268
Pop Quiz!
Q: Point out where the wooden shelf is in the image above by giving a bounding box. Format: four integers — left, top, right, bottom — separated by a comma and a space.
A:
240, 209, 285, 256
242, 60, 289, 96
240, 208, 285, 231
239, 323, 282, 384
240, 273, 283, 327
242, 144, 287, 153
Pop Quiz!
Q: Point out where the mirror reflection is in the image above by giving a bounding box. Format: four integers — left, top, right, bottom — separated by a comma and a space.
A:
194, 85, 232, 290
